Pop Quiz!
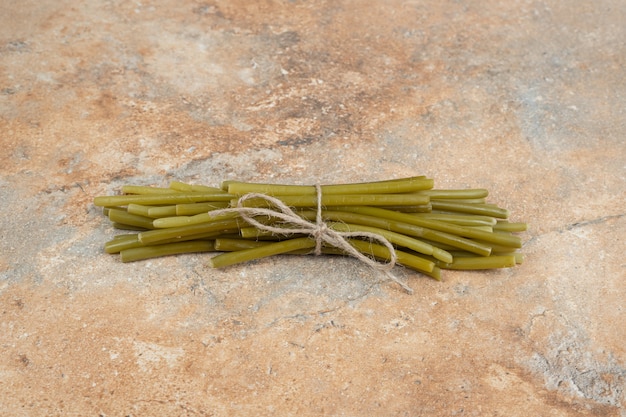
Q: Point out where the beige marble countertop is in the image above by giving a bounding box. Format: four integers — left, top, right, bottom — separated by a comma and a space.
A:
1, 1, 625, 415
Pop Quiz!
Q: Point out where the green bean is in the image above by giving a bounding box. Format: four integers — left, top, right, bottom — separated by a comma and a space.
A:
431, 198, 486, 204
147, 205, 178, 218
414, 239, 461, 252
105, 232, 220, 253
94, 192, 237, 207
176, 202, 229, 215
467, 239, 522, 253
301, 210, 492, 256
493, 222, 528, 232
430, 200, 509, 219
327, 222, 453, 263
215, 237, 358, 254
463, 225, 494, 232
214, 238, 270, 251
225, 176, 433, 196
210, 236, 438, 279
239, 226, 307, 239
335, 206, 521, 248
448, 250, 519, 259
382, 204, 433, 213
419, 189, 488, 199
436, 255, 517, 270
168, 181, 226, 193
105, 234, 142, 253
152, 211, 240, 228
127, 204, 152, 217
478, 251, 524, 264
95, 176, 527, 283
108, 208, 155, 229
412, 213, 497, 227
138, 219, 243, 244
346, 239, 434, 273
121, 185, 181, 195
111, 223, 148, 231
209, 237, 317, 268
121, 241, 215, 262
238, 193, 430, 208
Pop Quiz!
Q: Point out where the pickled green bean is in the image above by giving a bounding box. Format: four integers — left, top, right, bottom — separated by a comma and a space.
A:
105, 234, 142, 253
168, 181, 226, 193
111, 223, 148, 231
121, 241, 215, 262
147, 205, 178, 218
335, 206, 521, 248
437, 255, 517, 270
412, 213, 497, 227
226, 176, 433, 196
418, 189, 488, 199
94, 192, 237, 207
108, 208, 155, 230
431, 198, 487, 204
176, 202, 229, 215
300, 210, 492, 256
152, 211, 240, 229
493, 222, 528, 232
346, 239, 434, 273
214, 238, 269, 251
382, 204, 433, 213
209, 237, 317, 268
127, 204, 152, 217
95, 175, 527, 283
121, 185, 181, 195
238, 193, 430, 208
138, 219, 243, 244
430, 200, 509, 219
327, 222, 453, 263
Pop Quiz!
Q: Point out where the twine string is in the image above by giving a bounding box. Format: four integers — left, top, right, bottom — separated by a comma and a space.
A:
210, 185, 412, 293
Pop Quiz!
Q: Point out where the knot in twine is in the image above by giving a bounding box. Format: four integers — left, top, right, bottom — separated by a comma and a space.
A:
211, 185, 412, 294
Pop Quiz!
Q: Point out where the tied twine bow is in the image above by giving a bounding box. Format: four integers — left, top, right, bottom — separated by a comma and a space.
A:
210, 185, 412, 294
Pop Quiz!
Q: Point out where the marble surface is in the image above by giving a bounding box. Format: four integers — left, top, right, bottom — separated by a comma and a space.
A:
1, 1, 625, 415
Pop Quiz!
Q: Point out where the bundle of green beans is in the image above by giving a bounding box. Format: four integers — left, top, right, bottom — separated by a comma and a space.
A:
93, 176, 526, 282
